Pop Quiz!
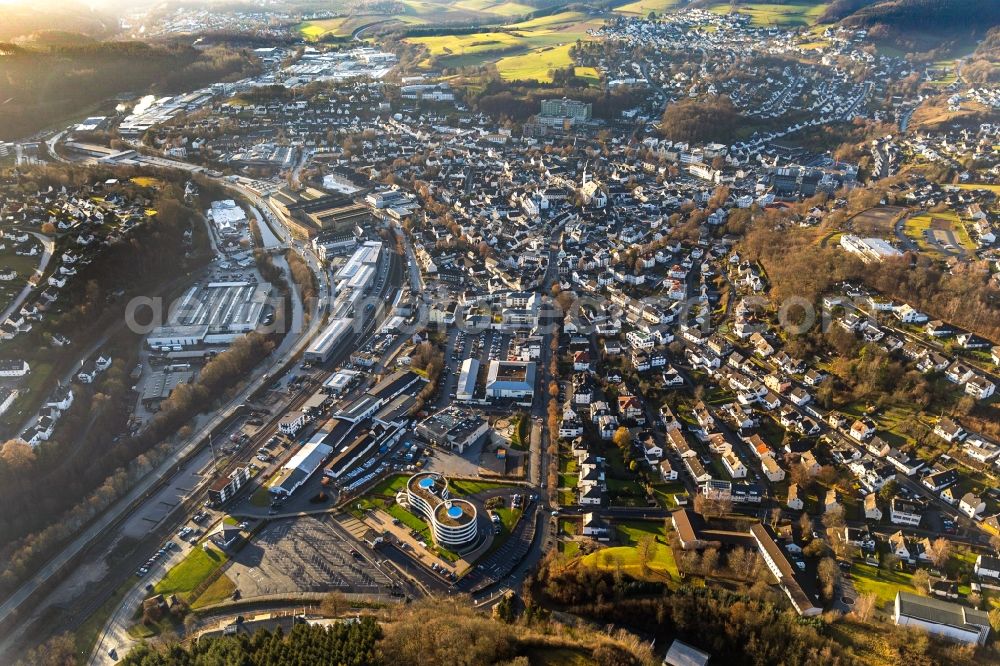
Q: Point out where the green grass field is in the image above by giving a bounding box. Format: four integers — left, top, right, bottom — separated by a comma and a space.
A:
409, 31, 523, 57
850, 561, 912, 608
578, 519, 679, 580
496, 43, 600, 83
369, 474, 409, 497
709, 1, 829, 27
388, 503, 431, 537
614, 0, 681, 15
299, 17, 355, 40
249, 488, 271, 507
298, 0, 538, 41
958, 183, 1000, 194
928, 59, 958, 86
448, 478, 516, 496
581, 543, 679, 580
190, 574, 236, 609
452, 0, 535, 15
496, 507, 522, 532
407, 10, 602, 76
560, 541, 580, 557
903, 210, 978, 256
616, 520, 665, 544
154, 546, 228, 601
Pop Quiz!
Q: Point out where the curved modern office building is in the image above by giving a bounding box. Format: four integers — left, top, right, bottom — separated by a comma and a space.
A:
404, 472, 478, 547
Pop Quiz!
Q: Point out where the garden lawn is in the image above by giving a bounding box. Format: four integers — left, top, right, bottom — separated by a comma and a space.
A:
448, 478, 515, 496
560, 541, 580, 557
249, 488, 271, 507
616, 520, 665, 545
496, 507, 522, 533
850, 561, 912, 608
387, 504, 431, 538
369, 474, 409, 497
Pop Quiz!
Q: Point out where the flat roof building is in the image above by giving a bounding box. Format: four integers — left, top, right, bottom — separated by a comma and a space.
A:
269, 441, 333, 497
415, 407, 489, 453
894, 591, 990, 645
147, 280, 272, 349
456, 358, 479, 402
840, 234, 903, 263
486, 360, 536, 399
140, 369, 195, 408
305, 318, 354, 364
750, 523, 822, 617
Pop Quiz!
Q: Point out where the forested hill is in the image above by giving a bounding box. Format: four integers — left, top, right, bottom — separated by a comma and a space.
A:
838, 0, 1000, 32
0, 40, 261, 140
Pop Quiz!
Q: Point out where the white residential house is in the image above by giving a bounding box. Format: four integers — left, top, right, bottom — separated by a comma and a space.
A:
934, 418, 967, 443
850, 419, 875, 442
959, 492, 986, 519
789, 387, 811, 406
864, 493, 882, 521
965, 375, 995, 400
722, 451, 747, 479
894, 304, 928, 324
888, 531, 914, 562
786, 483, 804, 510
890, 498, 923, 527
761, 456, 785, 482
0, 360, 30, 377
825, 489, 840, 513
278, 410, 306, 436
581, 513, 610, 540
659, 459, 678, 481
974, 554, 1000, 581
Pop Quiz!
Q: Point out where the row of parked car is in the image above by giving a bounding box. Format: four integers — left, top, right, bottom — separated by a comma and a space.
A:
135, 541, 178, 577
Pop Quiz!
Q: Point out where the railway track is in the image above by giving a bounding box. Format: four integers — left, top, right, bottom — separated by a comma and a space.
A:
71, 249, 404, 655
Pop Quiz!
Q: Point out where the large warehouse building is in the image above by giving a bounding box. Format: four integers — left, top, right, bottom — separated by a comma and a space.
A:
305, 317, 355, 364
147, 280, 272, 350
268, 441, 333, 497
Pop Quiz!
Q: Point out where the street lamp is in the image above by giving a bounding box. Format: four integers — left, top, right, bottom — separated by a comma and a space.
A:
208, 433, 220, 474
